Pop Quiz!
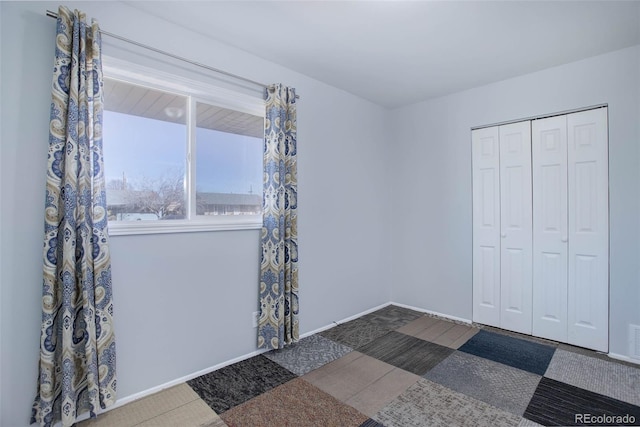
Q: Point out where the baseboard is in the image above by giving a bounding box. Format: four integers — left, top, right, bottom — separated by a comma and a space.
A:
78, 347, 270, 423
300, 301, 391, 338
85, 302, 392, 421
607, 352, 640, 366
390, 301, 473, 324
80, 300, 460, 423
121, 348, 270, 404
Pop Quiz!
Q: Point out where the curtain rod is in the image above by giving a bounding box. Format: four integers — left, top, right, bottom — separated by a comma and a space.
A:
46, 10, 300, 99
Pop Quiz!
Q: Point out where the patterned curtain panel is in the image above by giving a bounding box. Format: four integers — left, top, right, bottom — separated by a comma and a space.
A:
32, 7, 116, 427
258, 84, 299, 350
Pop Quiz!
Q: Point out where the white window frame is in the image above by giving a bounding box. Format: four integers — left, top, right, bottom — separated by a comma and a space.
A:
102, 56, 265, 236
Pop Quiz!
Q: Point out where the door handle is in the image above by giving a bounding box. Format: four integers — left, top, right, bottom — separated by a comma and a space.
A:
501, 233, 507, 238
561, 236, 568, 243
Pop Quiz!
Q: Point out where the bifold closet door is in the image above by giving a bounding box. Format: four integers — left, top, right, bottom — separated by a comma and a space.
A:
498, 122, 532, 335
532, 115, 569, 343
472, 122, 532, 332
567, 108, 609, 352
472, 126, 501, 328
532, 107, 609, 352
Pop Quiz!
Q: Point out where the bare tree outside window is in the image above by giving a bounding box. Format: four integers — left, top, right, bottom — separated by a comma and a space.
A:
106, 169, 186, 221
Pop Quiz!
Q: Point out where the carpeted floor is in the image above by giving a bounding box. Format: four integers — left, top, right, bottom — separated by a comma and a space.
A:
80, 304, 640, 427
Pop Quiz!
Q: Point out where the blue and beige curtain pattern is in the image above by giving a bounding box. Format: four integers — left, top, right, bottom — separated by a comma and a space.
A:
258, 84, 299, 350
32, 7, 116, 427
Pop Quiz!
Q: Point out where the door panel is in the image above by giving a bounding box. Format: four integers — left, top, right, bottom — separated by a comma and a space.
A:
499, 121, 532, 334
480, 246, 498, 306
540, 252, 564, 321
472, 127, 501, 327
532, 116, 568, 342
504, 248, 524, 312
567, 108, 608, 352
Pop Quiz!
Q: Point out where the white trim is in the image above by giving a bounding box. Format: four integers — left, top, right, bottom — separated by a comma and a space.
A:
75, 347, 270, 423
390, 302, 473, 324
333, 302, 392, 324
607, 352, 640, 366
108, 216, 261, 236
471, 103, 608, 131
300, 302, 391, 338
187, 96, 196, 220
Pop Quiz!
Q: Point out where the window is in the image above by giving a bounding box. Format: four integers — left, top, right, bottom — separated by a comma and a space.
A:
102, 58, 264, 235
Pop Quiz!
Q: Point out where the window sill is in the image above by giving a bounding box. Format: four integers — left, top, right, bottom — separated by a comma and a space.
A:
107, 217, 262, 236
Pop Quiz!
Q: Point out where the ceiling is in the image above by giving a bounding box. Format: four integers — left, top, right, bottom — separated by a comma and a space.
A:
126, 1, 640, 109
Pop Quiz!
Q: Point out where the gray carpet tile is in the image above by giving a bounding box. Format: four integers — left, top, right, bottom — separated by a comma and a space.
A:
359, 305, 423, 330
558, 342, 618, 363
558, 343, 640, 369
544, 348, 640, 406
425, 351, 542, 416
320, 317, 392, 349
373, 379, 522, 427
357, 331, 454, 375
187, 355, 297, 414
320, 305, 423, 349
524, 377, 640, 426
263, 334, 353, 376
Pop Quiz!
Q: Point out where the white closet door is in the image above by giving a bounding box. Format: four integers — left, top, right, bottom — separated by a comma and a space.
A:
532, 116, 568, 342
567, 107, 609, 352
472, 126, 501, 327
499, 121, 532, 334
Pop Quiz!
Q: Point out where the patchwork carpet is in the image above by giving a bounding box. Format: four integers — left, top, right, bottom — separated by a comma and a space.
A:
185, 305, 640, 427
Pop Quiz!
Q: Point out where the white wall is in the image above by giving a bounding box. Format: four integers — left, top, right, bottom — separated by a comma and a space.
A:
0, 2, 391, 426
390, 46, 640, 358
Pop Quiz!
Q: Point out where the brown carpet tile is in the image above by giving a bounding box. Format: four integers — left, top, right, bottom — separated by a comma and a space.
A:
220, 378, 369, 427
